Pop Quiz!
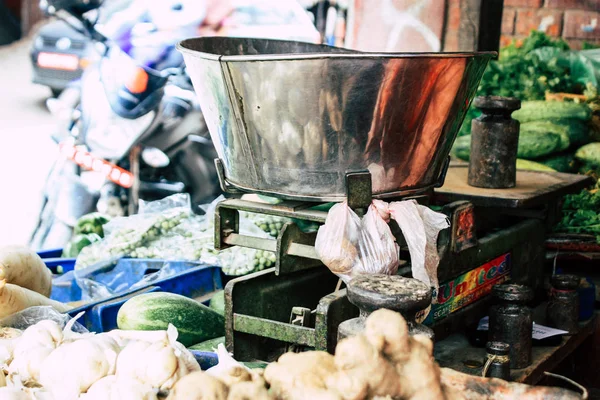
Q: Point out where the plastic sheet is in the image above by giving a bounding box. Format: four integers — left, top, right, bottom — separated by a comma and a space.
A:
0, 306, 88, 333
74, 259, 211, 302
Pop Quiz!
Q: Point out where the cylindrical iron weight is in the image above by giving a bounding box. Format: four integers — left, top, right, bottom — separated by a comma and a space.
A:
547, 275, 580, 334
468, 96, 521, 189
489, 284, 533, 369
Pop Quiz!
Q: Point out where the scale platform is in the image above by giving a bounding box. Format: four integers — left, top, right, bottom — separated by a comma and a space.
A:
435, 164, 593, 209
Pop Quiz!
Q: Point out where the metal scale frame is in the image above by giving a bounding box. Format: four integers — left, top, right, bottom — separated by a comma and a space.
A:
213, 158, 591, 363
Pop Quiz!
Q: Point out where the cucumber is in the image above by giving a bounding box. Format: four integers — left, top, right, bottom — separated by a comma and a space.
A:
452, 135, 471, 161
209, 290, 225, 316
520, 122, 570, 152
517, 130, 561, 159
513, 101, 592, 123
117, 292, 225, 347
575, 143, 600, 166
538, 153, 576, 172
516, 159, 556, 172
189, 336, 225, 352
554, 119, 591, 147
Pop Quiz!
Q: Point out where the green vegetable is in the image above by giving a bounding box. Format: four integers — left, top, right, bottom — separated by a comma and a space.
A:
62, 233, 102, 258
116, 292, 225, 347
74, 213, 111, 237
555, 184, 600, 242
451, 133, 562, 161
242, 361, 269, 370
538, 152, 576, 172
513, 101, 591, 124
516, 159, 556, 172
452, 135, 471, 161
518, 130, 561, 159
554, 119, 591, 146
520, 121, 570, 152
189, 336, 225, 351
575, 142, 600, 166
477, 31, 574, 101
209, 290, 225, 316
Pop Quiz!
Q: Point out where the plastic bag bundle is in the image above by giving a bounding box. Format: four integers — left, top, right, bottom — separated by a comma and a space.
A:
314, 202, 362, 277
315, 199, 449, 288
315, 200, 399, 282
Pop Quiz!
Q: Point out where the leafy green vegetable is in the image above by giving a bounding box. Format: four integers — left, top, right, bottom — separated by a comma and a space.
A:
555, 186, 600, 242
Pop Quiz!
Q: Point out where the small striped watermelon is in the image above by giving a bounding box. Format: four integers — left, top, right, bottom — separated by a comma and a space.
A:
117, 292, 225, 347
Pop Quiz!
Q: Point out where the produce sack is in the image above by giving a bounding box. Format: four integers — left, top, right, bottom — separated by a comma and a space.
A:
75, 194, 192, 269
315, 200, 399, 282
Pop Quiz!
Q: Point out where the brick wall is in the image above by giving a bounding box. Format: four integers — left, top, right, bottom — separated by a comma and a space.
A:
501, 0, 600, 49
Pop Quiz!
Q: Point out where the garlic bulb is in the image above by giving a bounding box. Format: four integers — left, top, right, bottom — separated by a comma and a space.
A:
206, 343, 251, 382
0, 329, 22, 371
79, 375, 158, 400
39, 334, 120, 399
116, 324, 199, 390
0, 386, 30, 399
12, 321, 62, 359
8, 346, 54, 386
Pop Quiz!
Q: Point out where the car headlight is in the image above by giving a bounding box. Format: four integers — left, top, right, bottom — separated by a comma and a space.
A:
81, 67, 155, 160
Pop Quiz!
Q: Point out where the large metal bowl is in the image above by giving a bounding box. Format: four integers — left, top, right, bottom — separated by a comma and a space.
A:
178, 37, 494, 201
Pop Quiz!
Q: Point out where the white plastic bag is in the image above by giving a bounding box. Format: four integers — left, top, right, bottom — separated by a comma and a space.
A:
354, 200, 399, 276
315, 201, 399, 281
314, 202, 362, 279
388, 200, 449, 290
315, 199, 449, 289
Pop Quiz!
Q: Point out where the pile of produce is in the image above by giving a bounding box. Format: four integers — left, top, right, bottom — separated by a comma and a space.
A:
0, 311, 201, 400
74, 195, 289, 277
165, 309, 581, 400
62, 213, 111, 258
0, 246, 71, 319
454, 31, 600, 176
454, 99, 597, 173
555, 181, 600, 242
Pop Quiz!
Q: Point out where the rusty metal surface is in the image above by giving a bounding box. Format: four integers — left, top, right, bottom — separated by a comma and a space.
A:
434, 313, 597, 386
440, 367, 583, 399
546, 234, 600, 253
436, 166, 593, 209
468, 96, 521, 189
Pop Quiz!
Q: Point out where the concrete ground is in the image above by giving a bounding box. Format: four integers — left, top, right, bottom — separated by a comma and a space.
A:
0, 35, 58, 246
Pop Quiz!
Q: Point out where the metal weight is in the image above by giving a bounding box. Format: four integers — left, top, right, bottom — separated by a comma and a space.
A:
483, 341, 511, 380
547, 275, 580, 334
468, 96, 521, 189
489, 284, 533, 369
338, 274, 433, 341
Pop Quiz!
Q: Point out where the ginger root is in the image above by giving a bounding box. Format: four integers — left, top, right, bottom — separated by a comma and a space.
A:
264, 351, 337, 399
262, 309, 448, 400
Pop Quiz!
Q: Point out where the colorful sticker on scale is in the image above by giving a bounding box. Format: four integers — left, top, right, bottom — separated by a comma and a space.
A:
424, 253, 511, 324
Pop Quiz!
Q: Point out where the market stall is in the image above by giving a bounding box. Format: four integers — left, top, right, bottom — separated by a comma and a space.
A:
3, 7, 600, 400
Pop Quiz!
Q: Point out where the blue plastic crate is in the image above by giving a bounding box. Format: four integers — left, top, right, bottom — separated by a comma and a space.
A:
191, 350, 219, 370
66, 260, 222, 332
38, 248, 76, 275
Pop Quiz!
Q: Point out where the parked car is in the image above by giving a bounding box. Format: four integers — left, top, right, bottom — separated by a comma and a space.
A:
30, 0, 132, 97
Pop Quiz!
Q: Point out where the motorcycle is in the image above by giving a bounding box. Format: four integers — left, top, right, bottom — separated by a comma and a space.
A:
30, 0, 220, 250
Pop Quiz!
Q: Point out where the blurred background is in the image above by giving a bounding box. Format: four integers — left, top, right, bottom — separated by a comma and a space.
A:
0, 0, 598, 247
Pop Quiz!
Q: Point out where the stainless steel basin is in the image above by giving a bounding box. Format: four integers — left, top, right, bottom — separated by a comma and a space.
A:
178, 37, 494, 201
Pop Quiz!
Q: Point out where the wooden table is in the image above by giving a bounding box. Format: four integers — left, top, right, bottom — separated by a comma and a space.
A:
434, 315, 596, 384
